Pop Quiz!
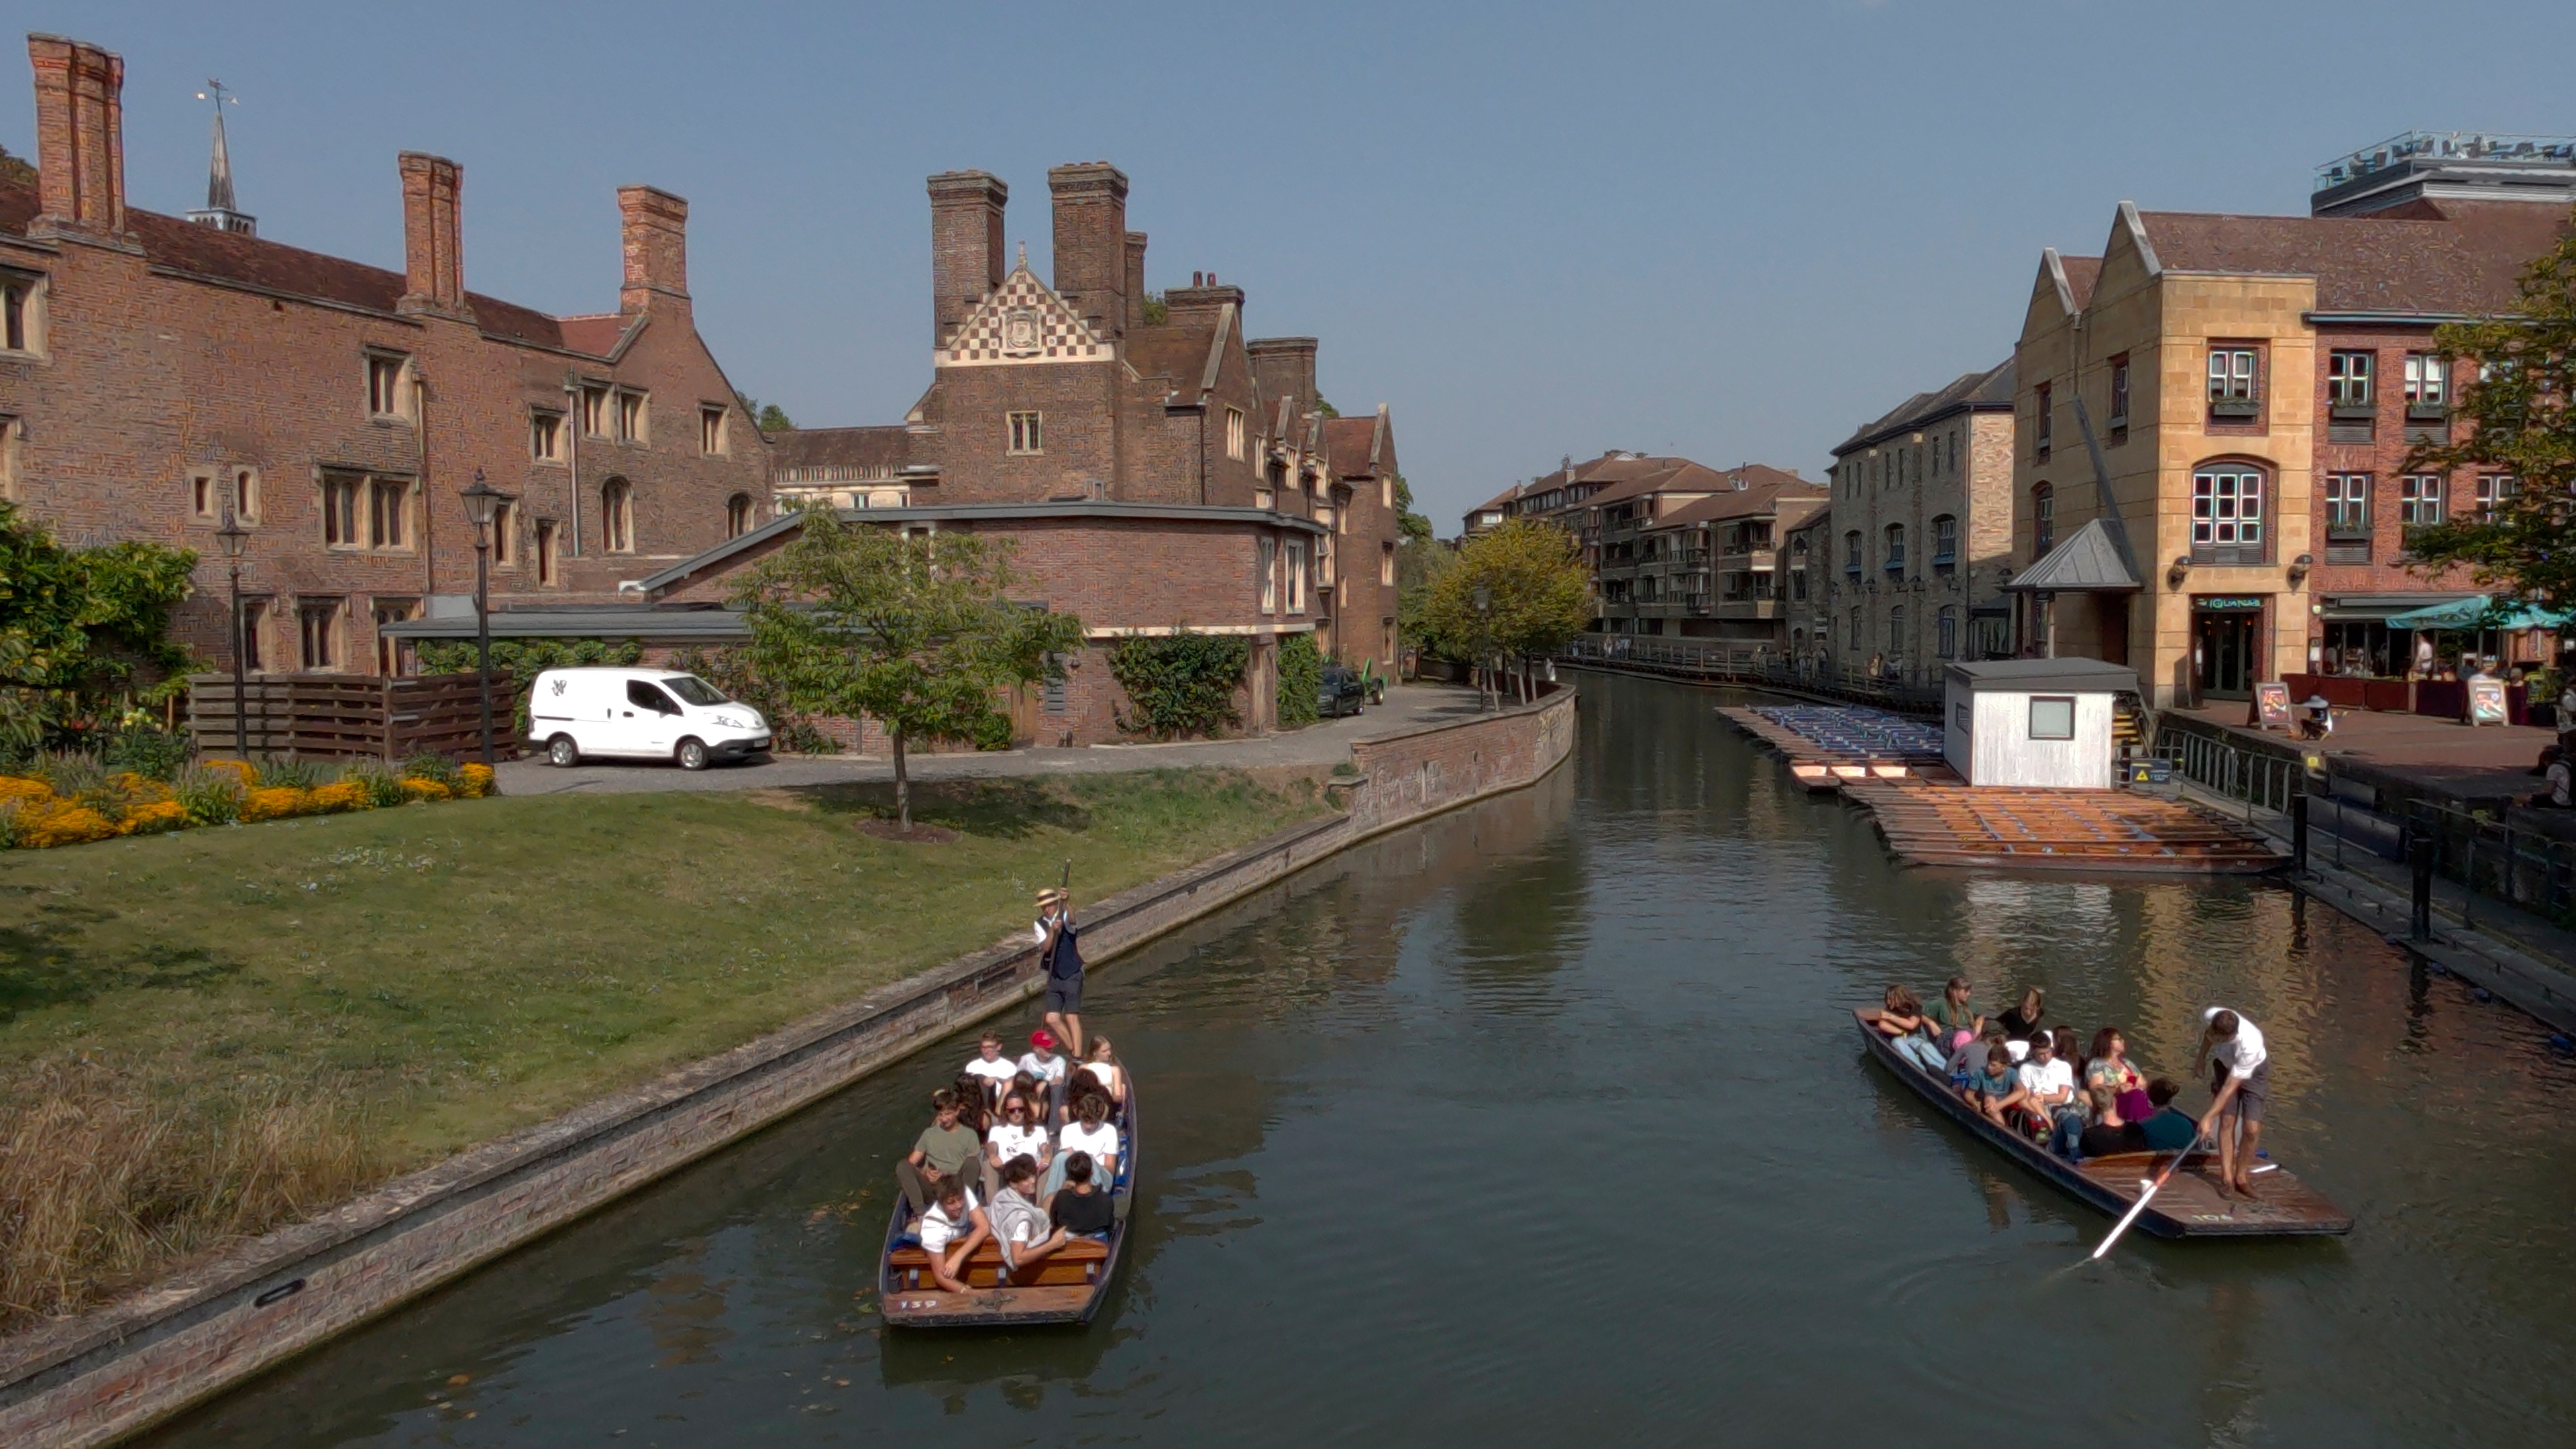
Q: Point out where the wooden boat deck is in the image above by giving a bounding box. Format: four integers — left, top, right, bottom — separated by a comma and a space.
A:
1853, 1010, 2352, 1239
1843, 781, 2284, 873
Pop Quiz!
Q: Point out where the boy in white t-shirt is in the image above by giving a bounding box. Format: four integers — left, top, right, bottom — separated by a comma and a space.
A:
916, 1177, 988, 1293
1019, 1029, 1069, 1118
963, 1032, 1017, 1109
2016, 1032, 2082, 1156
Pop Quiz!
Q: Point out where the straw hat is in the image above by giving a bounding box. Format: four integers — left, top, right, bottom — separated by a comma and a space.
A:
1036, 887, 1068, 908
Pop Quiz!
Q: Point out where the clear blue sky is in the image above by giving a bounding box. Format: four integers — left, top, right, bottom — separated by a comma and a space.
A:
9, 1, 2573, 528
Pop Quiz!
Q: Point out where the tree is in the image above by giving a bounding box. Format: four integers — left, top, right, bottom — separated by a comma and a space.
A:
1391, 475, 1435, 548
0, 502, 198, 744
2399, 225, 2576, 611
1423, 519, 1592, 708
731, 511, 1083, 830
736, 392, 796, 434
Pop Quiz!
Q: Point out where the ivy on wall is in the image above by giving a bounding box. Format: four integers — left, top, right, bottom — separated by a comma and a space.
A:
1276, 632, 1322, 728
1108, 633, 1249, 739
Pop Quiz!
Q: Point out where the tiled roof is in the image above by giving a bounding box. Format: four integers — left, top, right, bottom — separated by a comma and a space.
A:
2135, 200, 2572, 313
1322, 415, 1381, 477
1124, 322, 1224, 394
1580, 460, 1804, 511
0, 176, 621, 356
768, 425, 915, 476
1833, 359, 2014, 455
2059, 256, 2102, 309
1643, 477, 1829, 531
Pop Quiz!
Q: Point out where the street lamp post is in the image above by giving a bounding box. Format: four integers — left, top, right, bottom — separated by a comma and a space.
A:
1472, 584, 1493, 711
215, 508, 251, 759
459, 470, 515, 767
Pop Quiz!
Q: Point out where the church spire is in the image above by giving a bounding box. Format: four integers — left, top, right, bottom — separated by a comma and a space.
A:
186, 80, 256, 235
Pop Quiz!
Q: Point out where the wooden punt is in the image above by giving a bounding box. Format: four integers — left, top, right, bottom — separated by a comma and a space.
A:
1852, 1010, 2351, 1239
879, 1083, 1140, 1329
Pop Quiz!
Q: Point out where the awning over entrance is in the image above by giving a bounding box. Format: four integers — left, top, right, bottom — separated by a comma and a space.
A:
2383, 594, 2574, 631
2003, 518, 2140, 592
2318, 592, 2479, 622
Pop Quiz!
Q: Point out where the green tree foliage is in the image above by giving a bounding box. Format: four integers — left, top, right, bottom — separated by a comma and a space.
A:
1313, 396, 1340, 419
2400, 226, 2576, 608
736, 393, 796, 434
1276, 632, 1323, 727
1108, 633, 1249, 739
0, 502, 198, 748
1399, 537, 1460, 660
413, 637, 646, 737
664, 645, 841, 756
1424, 519, 1593, 706
1139, 292, 1169, 325
1391, 476, 1435, 548
732, 511, 1084, 828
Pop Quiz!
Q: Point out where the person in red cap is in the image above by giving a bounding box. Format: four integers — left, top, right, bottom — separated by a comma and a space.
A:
1020, 1027, 1069, 1122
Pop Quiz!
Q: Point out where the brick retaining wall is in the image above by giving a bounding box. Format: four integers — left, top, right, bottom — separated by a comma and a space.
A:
0, 688, 1575, 1448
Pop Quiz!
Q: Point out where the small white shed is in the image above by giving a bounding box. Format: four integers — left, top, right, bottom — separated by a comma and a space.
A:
1943, 658, 2137, 789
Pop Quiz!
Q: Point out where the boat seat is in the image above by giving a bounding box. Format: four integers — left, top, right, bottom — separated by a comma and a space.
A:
888, 1236, 1112, 1291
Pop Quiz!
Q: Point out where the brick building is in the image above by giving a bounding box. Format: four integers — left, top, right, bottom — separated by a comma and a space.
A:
2012, 141, 2573, 706
1624, 475, 1827, 645
1821, 360, 2016, 684
0, 34, 769, 679
415, 161, 1405, 747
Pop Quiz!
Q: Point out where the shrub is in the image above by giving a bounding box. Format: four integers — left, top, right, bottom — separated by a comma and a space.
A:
1108, 633, 1249, 739
0, 776, 48, 806
413, 637, 646, 737
306, 780, 372, 814
667, 645, 841, 756
1276, 633, 1323, 728
171, 765, 243, 826
28, 751, 106, 800
254, 756, 322, 791
401, 752, 462, 790
115, 800, 187, 835
15, 802, 117, 849
200, 759, 256, 789
458, 763, 496, 798
101, 724, 191, 782
239, 787, 310, 822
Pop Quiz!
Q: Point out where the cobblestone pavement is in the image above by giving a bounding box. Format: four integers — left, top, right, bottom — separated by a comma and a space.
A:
494, 684, 1492, 796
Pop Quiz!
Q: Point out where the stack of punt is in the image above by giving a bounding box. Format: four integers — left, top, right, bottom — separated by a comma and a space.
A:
1843, 782, 2282, 873
879, 1083, 1140, 1329
1852, 1010, 2351, 1239
1717, 706, 1957, 793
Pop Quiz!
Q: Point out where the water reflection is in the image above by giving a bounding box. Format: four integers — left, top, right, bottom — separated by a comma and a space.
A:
146, 674, 2576, 1448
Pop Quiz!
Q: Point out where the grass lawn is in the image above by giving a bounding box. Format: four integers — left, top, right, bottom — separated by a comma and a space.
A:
0, 769, 1328, 1326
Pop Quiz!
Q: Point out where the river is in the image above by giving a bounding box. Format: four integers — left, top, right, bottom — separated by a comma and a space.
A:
147, 673, 2576, 1447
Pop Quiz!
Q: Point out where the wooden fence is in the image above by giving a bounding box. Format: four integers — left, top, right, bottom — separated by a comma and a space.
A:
185, 672, 513, 761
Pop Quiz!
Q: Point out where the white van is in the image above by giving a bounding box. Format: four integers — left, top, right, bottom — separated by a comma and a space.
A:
526, 667, 771, 770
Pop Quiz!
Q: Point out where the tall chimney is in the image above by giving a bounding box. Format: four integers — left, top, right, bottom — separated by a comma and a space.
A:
617, 185, 690, 314
396, 153, 468, 319
1248, 337, 1320, 415
1123, 231, 1149, 331
1048, 162, 1128, 341
1162, 280, 1244, 328
928, 170, 1007, 349
26, 34, 128, 236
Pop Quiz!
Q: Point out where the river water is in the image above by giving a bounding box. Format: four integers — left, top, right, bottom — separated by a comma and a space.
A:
149, 674, 2576, 1448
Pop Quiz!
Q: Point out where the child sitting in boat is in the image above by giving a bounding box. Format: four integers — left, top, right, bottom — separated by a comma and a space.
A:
1962, 1043, 2037, 1129
1046, 1151, 1117, 1238
1876, 987, 1948, 1071
1925, 977, 1983, 1056
963, 1032, 1018, 1110
987, 1155, 1072, 1277
1048, 1089, 1120, 1197
985, 1092, 1053, 1179
2137, 1077, 2200, 1151
917, 1176, 990, 1293
900, 1089, 986, 1213
1079, 1036, 1127, 1112
2074, 1085, 2147, 1159
1020, 1030, 1071, 1118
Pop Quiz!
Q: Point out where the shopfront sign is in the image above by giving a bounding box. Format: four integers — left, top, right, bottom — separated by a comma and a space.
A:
2195, 596, 2267, 613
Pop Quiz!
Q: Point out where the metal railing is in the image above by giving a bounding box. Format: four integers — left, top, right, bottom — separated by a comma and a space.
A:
2400, 798, 2576, 929
1554, 636, 1943, 712
2148, 727, 2310, 819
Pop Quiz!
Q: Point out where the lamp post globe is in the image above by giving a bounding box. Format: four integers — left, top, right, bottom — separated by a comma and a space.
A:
216, 509, 251, 761
459, 470, 517, 769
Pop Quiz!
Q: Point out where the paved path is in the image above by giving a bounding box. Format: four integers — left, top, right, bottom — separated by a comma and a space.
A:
496, 684, 1490, 796
2169, 702, 2553, 802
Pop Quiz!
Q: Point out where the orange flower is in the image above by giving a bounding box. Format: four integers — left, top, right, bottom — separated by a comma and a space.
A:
239, 787, 311, 822
203, 759, 258, 787
399, 778, 453, 802
116, 800, 189, 835
19, 804, 117, 848
458, 763, 496, 798
0, 777, 52, 804
307, 780, 372, 814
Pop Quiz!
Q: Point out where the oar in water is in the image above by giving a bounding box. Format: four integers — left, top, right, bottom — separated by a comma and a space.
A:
2090, 1148, 2196, 1261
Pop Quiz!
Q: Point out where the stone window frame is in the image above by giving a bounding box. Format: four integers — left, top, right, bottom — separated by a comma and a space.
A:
364, 350, 415, 423
1008, 411, 1044, 456
1225, 407, 1246, 462
1259, 537, 1278, 614
614, 390, 650, 446
1286, 541, 1307, 614
0, 415, 21, 501
189, 465, 262, 525
0, 266, 50, 359
601, 478, 635, 553
491, 500, 519, 568
2189, 457, 2271, 564
2107, 354, 2132, 432
726, 492, 756, 539
2206, 341, 2265, 424
239, 596, 272, 673
529, 407, 567, 464
1930, 514, 1958, 572
580, 384, 611, 438
700, 403, 728, 457
320, 470, 416, 553
297, 596, 347, 672
534, 519, 560, 587
371, 596, 421, 676
2032, 483, 2055, 553
2034, 382, 2053, 460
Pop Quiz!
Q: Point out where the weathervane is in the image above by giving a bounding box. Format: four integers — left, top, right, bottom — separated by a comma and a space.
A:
186, 78, 256, 235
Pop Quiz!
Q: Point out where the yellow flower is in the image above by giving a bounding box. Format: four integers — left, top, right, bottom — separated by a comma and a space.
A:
21, 804, 117, 848
116, 800, 189, 835
0, 777, 52, 804
400, 778, 453, 802
307, 780, 372, 814
240, 787, 311, 822
459, 763, 496, 798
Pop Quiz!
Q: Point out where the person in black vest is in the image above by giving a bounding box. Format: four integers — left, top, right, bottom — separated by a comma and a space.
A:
1036, 887, 1085, 1057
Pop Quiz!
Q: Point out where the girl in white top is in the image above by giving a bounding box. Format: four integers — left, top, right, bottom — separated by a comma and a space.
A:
983, 1093, 1053, 1175
1080, 1036, 1126, 1109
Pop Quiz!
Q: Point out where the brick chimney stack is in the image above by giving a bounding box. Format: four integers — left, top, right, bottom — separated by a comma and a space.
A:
1162, 279, 1244, 328
1048, 162, 1129, 341
1123, 231, 1149, 331
617, 185, 690, 315
396, 153, 469, 319
26, 34, 129, 237
928, 170, 1007, 349
1248, 337, 1320, 415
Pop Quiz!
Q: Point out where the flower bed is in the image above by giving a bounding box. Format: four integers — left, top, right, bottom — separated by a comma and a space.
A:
0, 759, 494, 850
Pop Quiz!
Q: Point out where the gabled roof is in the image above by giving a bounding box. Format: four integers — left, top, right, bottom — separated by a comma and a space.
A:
1322, 413, 1386, 478
1833, 359, 2015, 456
938, 254, 1108, 366
0, 177, 625, 356
1642, 477, 1828, 531
2004, 517, 2139, 592
1581, 460, 1804, 511
2132, 201, 2569, 313
1124, 318, 1228, 400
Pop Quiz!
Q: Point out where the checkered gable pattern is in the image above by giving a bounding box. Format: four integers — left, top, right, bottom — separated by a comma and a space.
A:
942, 264, 1106, 367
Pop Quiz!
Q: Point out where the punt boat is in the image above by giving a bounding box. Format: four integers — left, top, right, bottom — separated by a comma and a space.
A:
1853, 1010, 2352, 1240
879, 1081, 1140, 1328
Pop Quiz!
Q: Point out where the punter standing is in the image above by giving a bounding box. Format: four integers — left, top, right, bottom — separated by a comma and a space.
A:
1036, 888, 1084, 1057
2193, 1006, 2269, 1197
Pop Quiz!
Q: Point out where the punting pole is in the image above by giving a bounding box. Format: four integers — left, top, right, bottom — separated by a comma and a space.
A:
2091, 1150, 2194, 1261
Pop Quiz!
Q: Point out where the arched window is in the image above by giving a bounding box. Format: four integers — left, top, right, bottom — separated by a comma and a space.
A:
726, 492, 755, 539
1883, 523, 1906, 574
2031, 483, 2055, 553
601, 478, 633, 553
2190, 460, 2269, 564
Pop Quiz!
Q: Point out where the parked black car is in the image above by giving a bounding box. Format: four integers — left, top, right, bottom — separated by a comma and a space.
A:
1318, 664, 1368, 718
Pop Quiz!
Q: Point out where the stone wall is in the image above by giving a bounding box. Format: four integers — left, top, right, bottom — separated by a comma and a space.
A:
0, 688, 1576, 1448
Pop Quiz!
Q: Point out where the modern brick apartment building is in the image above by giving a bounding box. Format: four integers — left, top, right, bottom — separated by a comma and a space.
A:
1821, 361, 2017, 685
563, 161, 1403, 745
2013, 137, 2574, 706
0, 35, 769, 678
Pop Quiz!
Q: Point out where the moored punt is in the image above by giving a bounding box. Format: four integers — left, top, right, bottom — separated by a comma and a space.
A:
1851, 1010, 2351, 1240
879, 1082, 1141, 1328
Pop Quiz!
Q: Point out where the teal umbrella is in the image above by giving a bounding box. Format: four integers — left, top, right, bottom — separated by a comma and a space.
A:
2383, 594, 2573, 631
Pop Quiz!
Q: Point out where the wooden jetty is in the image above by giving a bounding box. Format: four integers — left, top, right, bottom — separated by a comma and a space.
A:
1842, 781, 2282, 873
1854, 1010, 2352, 1239
1717, 706, 1955, 792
